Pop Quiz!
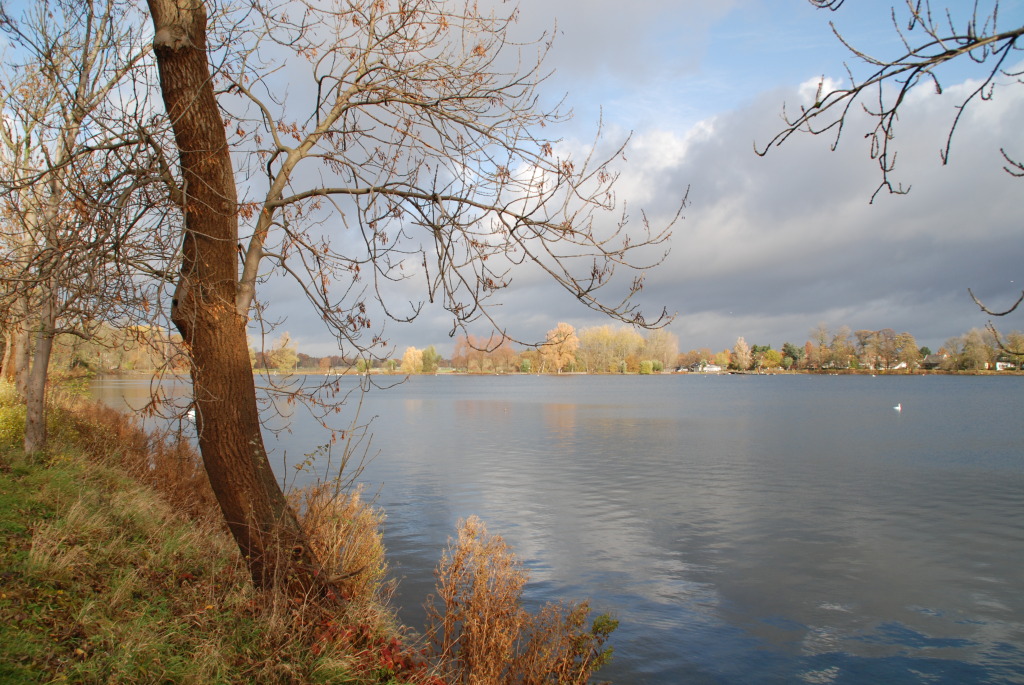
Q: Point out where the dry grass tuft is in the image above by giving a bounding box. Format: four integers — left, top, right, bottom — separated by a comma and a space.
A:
290, 482, 389, 604
426, 516, 618, 685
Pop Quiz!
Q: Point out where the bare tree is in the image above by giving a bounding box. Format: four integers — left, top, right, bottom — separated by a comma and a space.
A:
0, 0, 170, 453
143, 0, 678, 593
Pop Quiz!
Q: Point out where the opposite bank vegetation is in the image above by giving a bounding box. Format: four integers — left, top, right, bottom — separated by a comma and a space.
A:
33, 320, 1023, 379
0, 380, 616, 684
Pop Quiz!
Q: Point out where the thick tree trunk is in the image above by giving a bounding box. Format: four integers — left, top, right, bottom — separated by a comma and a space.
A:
146, 0, 324, 592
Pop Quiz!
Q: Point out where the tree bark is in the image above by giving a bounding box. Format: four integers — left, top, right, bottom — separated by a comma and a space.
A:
0, 336, 10, 381
145, 0, 324, 593
9, 312, 31, 396
1, 321, 26, 386
23, 286, 56, 454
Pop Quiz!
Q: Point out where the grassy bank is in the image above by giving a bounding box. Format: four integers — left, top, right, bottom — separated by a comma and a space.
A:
0, 382, 617, 684
0, 382, 429, 684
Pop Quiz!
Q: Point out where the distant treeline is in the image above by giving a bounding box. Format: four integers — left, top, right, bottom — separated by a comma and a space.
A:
686, 325, 1023, 373
15, 321, 1022, 377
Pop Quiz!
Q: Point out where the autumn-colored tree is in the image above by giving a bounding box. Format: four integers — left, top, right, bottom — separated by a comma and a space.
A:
1003, 331, 1024, 359
732, 337, 752, 371
575, 324, 645, 373
801, 340, 814, 369
896, 332, 921, 370
266, 333, 299, 372
641, 328, 680, 370
808, 323, 831, 369
853, 330, 876, 363
490, 341, 520, 374
828, 326, 854, 369
519, 349, 539, 374
613, 327, 645, 373
452, 335, 504, 373
761, 349, 783, 370
961, 328, 997, 370
576, 325, 615, 373
401, 346, 424, 374
873, 329, 901, 370
677, 349, 702, 370
940, 337, 966, 371
541, 323, 579, 373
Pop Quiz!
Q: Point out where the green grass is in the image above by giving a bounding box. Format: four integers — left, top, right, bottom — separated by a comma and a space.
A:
1, 443, 267, 682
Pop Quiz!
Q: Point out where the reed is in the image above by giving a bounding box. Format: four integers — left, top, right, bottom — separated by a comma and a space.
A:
426, 516, 617, 685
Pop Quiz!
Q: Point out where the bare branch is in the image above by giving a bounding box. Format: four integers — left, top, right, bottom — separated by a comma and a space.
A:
757, 1, 1023, 200
968, 287, 1024, 316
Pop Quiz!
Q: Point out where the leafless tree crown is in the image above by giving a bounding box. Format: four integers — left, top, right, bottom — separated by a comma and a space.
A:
213, 0, 677, 354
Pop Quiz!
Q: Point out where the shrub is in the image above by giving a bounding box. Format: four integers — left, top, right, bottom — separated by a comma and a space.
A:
426, 516, 617, 684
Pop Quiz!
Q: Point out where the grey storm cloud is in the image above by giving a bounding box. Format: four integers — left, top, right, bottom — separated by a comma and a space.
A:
632, 77, 1024, 352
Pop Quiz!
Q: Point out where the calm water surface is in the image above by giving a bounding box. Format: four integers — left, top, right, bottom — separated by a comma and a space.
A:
91, 374, 1024, 684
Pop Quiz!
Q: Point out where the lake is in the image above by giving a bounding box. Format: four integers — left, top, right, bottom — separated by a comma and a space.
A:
90, 373, 1024, 684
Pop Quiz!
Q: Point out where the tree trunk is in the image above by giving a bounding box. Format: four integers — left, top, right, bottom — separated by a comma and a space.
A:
10, 316, 31, 396
146, 0, 324, 593
23, 289, 56, 454
0, 336, 10, 380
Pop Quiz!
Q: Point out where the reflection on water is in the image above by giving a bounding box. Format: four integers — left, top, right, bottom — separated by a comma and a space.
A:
91, 374, 1024, 684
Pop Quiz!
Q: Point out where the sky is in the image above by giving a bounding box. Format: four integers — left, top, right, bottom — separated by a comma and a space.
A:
272, 0, 1024, 358
7, 0, 1020, 358
511, 0, 1024, 357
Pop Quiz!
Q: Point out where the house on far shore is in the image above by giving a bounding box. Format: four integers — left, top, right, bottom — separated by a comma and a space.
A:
687, 362, 723, 373
920, 353, 948, 370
